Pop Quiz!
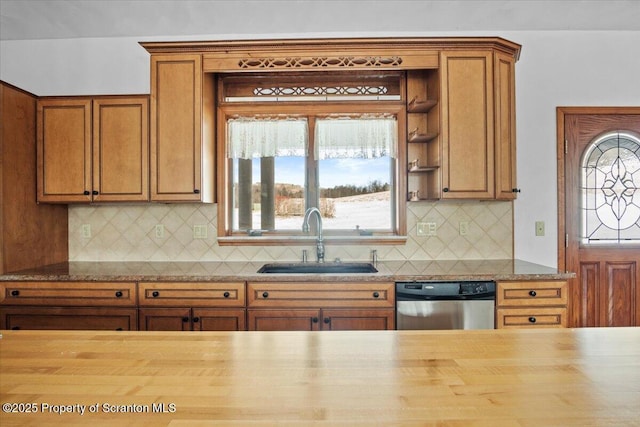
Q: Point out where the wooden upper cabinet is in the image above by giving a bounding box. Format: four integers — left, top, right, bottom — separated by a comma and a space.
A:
37, 96, 149, 203
440, 49, 518, 200
150, 54, 215, 202
440, 51, 495, 199
494, 51, 518, 200
37, 98, 92, 202
92, 97, 149, 202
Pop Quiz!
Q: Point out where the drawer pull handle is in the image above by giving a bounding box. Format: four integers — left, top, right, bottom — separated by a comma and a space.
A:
115, 291, 123, 298
262, 291, 269, 298
528, 317, 537, 323
10, 290, 20, 297
115, 328, 123, 331
182, 317, 190, 323
193, 317, 200, 323
11, 326, 21, 330
152, 291, 160, 298
223, 291, 230, 298
529, 290, 537, 297
372, 292, 380, 298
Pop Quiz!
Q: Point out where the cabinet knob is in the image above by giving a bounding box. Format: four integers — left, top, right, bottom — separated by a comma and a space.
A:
152, 291, 160, 298
312, 317, 319, 323
443, 187, 449, 193
83, 190, 90, 195
528, 317, 537, 323
529, 290, 537, 297
10, 290, 20, 297
11, 326, 20, 330
192, 317, 200, 323
372, 292, 380, 298
323, 317, 330, 324
92, 190, 99, 195
262, 291, 269, 298
512, 188, 521, 193
223, 291, 230, 298
115, 291, 123, 298
115, 328, 123, 331
182, 317, 189, 323
193, 189, 200, 194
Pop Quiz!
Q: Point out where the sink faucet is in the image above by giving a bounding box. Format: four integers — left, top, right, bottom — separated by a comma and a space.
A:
302, 207, 325, 263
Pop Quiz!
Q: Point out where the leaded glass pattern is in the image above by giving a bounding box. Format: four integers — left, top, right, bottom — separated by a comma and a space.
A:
581, 132, 640, 244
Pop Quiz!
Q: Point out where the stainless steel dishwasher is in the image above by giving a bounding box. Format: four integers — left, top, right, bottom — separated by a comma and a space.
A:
396, 281, 496, 330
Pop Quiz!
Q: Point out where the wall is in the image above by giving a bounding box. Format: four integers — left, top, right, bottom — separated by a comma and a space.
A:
2, 30, 639, 267
67, 201, 512, 262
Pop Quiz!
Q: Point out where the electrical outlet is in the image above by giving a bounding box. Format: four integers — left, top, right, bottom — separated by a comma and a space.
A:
459, 221, 469, 236
193, 225, 208, 239
81, 224, 91, 238
417, 222, 437, 236
535, 221, 545, 237
155, 224, 165, 238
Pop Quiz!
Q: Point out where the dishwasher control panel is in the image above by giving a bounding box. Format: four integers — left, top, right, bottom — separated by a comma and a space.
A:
396, 281, 496, 299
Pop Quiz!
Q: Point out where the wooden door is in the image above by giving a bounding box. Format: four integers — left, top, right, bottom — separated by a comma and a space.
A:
139, 308, 192, 331
92, 96, 149, 201
193, 308, 246, 331
440, 51, 494, 199
37, 98, 92, 202
494, 51, 518, 199
246, 309, 321, 331
321, 309, 395, 330
560, 108, 640, 327
150, 54, 204, 202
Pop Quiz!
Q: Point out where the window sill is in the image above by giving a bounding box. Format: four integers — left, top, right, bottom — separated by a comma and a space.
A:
217, 235, 407, 246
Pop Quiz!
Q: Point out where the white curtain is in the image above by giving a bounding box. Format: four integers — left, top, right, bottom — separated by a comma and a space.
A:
315, 117, 397, 159
227, 118, 308, 159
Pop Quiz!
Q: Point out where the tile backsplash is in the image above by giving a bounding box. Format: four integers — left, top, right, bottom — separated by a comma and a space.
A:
69, 201, 513, 262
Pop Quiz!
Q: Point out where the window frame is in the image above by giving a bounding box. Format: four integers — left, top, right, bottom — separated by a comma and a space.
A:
216, 101, 407, 245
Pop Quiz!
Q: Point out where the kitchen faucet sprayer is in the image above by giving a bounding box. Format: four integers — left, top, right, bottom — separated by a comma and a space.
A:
302, 207, 325, 263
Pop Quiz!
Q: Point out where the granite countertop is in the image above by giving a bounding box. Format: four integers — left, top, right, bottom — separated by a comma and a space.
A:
0, 259, 575, 282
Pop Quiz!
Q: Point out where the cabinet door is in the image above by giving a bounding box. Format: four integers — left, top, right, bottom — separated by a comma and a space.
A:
150, 54, 213, 202
37, 98, 92, 202
0, 307, 137, 330
92, 97, 149, 201
494, 51, 518, 200
139, 307, 192, 331
322, 309, 395, 330
247, 309, 321, 331
193, 308, 246, 331
440, 51, 495, 199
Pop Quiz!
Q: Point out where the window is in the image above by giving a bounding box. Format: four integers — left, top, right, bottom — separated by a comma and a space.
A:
581, 131, 640, 244
218, 72, 405, 242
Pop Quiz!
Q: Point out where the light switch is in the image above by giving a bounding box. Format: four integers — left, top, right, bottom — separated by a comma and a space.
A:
193, 225, 208, 239
417, 222, 436, 236
535, 221, 545, 236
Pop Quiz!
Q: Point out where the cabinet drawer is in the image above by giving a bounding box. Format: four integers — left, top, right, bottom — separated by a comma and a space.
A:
496, 308, 567, 328
139, 282, 245, 307
497, 281, 567, 307
247, 282, 394, 308
0, 282, 136, 306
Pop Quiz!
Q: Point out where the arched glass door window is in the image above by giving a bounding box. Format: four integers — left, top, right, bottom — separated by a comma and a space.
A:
581, 131, 640, 244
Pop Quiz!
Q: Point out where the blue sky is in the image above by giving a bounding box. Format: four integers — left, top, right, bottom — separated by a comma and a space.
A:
264, 156, 391, 188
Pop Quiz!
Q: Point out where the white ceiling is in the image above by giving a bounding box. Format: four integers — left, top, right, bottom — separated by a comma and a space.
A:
1, 0, 639, 41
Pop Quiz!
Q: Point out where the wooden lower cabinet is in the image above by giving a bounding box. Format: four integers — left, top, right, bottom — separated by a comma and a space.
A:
1, 307, 137, 330
246, 282, 395, 331
139, 307, 245, 331
0, 281, 138, 330
496, 281, 568, 329
138, 282, 246, 331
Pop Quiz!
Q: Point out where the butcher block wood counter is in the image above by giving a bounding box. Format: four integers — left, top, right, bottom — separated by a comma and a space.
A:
1, 328, 638, 426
